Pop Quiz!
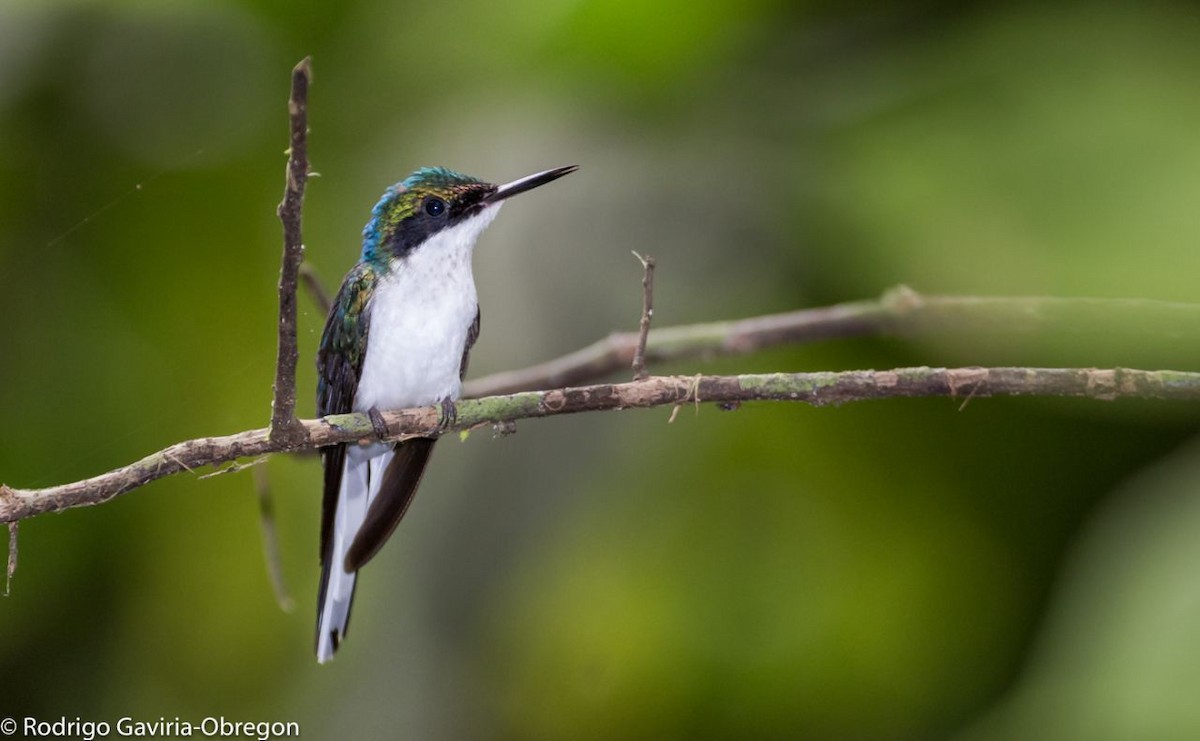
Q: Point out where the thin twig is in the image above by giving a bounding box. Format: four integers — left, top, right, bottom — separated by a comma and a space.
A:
631, 251, 656, 381
299, 262, 332, 316
667, 373, 701, 424
463, 288, 1200, 398
5, 522, 16, 595
253, 464, 294, 613
198, 455, 269, 480
269, 56, 313, 448
165, 451, 195, 475
4, 366, 1200, 524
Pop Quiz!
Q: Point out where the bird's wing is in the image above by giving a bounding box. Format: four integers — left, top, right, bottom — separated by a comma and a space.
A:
316, 263, 376, 556
459, 306, 481, 380
315, 263, 376, 661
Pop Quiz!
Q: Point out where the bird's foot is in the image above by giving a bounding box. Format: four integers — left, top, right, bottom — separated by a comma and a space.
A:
367, 406, 389, 440
437, 396, 457, 433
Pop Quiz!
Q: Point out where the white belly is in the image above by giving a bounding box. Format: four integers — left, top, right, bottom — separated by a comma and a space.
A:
353, 208, 497, 412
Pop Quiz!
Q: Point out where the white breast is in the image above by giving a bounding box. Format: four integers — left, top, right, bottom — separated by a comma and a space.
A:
354, 205, 501, 413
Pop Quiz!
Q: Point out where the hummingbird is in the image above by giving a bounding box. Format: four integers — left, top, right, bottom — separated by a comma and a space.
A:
315, 164, 577, 663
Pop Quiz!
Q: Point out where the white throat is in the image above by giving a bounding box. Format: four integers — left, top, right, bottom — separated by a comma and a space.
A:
354, 204, 502, 413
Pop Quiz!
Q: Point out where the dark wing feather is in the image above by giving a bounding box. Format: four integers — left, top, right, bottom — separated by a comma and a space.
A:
315, 264, 376, 639
344, 437, 435, 571
344, 306, 483, 572
459, 307, 481, 380
317, 264, 376, 417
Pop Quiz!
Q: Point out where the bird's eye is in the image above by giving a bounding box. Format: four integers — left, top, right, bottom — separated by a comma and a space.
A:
425, 197, 446, 217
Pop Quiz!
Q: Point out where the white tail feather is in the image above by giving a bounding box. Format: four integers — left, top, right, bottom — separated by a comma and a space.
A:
316, 443, 392, 663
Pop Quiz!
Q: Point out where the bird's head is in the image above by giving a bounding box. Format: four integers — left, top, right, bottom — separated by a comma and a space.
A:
361, 165, 577, 263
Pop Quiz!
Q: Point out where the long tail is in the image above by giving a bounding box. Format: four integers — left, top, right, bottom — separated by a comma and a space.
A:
316, 443, 392, 663
315, 439, 435, 663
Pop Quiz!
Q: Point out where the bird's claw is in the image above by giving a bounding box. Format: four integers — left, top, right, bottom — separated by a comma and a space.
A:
437, 397, 457, 433
368, 406, 389, 440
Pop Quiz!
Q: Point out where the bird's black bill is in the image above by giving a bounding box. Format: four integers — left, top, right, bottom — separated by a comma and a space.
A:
487, 164, 578, 204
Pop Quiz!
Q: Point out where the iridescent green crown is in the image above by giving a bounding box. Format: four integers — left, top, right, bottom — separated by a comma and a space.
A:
361, 167, 489, 260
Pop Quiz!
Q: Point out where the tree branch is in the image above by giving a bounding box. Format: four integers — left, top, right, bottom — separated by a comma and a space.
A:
463, 287, 1200, 397
268, 56, 312, 447
3, 366, 1198, 524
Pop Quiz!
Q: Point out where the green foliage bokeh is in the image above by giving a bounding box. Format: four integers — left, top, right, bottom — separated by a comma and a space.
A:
2, 1, 1200, 738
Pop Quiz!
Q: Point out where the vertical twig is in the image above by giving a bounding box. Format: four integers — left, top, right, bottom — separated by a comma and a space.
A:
269, 56, 313, 448
5, 522, 16, 595
631, 251, 656, 381
253, 465, 295, 613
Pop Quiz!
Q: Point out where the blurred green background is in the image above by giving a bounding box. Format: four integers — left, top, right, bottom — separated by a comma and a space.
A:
3, 1, 1200, 738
